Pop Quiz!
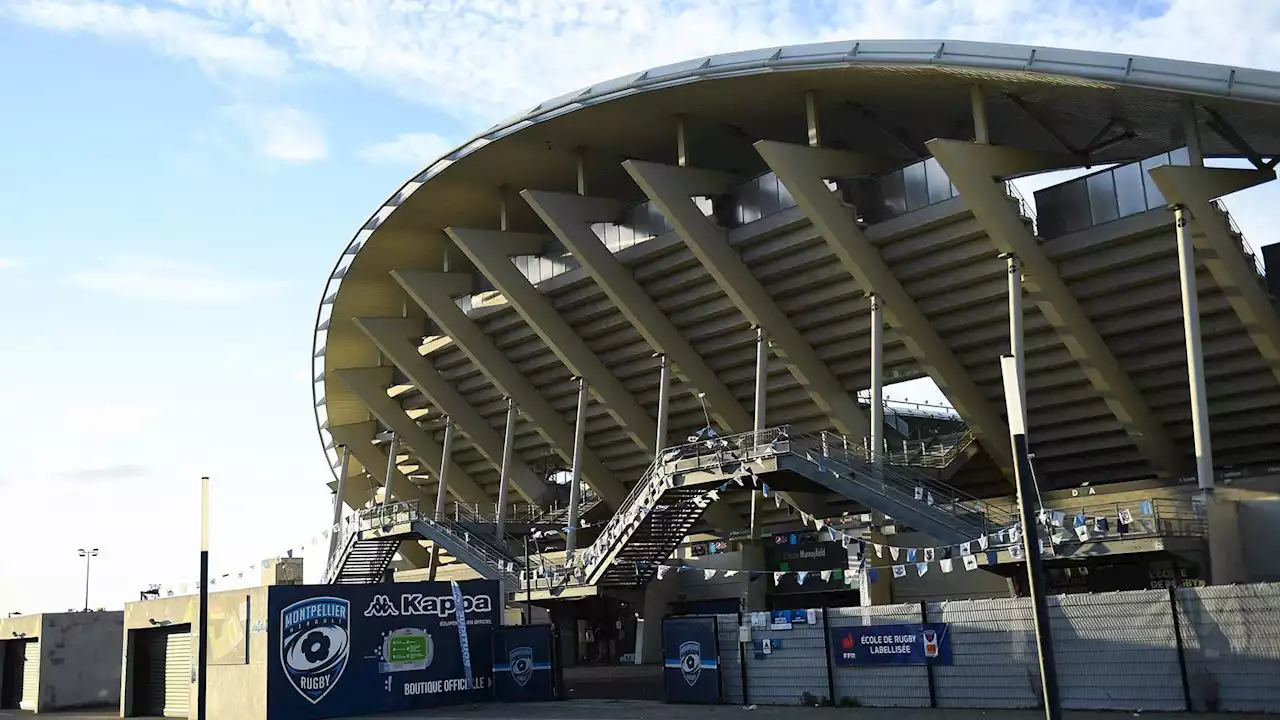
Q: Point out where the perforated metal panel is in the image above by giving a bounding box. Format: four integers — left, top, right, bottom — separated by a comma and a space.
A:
742, 609, 830, 706
1178, 584, 1280, 712
830, 604, 931, 707
714, 614, 744, 705
929, 597, 1039, 708
163, 631, 192, 718
18, 640, 38, 711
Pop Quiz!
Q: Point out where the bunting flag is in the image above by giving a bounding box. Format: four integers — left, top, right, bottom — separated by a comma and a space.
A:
889, 546, 901, 561
1094, 517, 1109, 534
978, 535, 990, 551
1051, 510, 1066, 527
723, 570, 739, 578
773, 572, 785, 586
892, 564, 907, 578
941, 558, 954, 573
820, 570, 832, 583
867, 568, 879, 584
1118, 508, 1134, 524
926, 492, 936, 506
761, 484, 770, 498
774, 494, 782, 509
916, 562, 928, 577
1010, 544, 1024, 560
986, 551, 998, 566
963, 554, 979, 571
914, 486, 924, 501
703, 569, 717, 581
1075, 524, 1090, 542
1074, 512, 1087, 528
873, 543, 884, 558
707, 490, 720, 502
924, 548, 936, 562
1139, 500, 1153, 515
960, 541, 972, 556
907, 549, 918, 563
797, 571, 809, 585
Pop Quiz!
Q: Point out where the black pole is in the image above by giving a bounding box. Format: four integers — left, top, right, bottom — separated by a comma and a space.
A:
821, 606, 836, 706
1012, 432, 1062, 720
83, 554, 92, 612
197, 477, 209, 720
1170, 587, 1193, 711
524, 534, 532, 625
921, 601, 936, 708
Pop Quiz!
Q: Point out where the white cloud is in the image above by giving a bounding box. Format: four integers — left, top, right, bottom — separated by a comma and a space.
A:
359, 132, 455, 166
64, 257, 289, 304
126, 0, 1280, 121
0, 258, 23, 271
4, 0, 290, 79
224, 104, 328, 163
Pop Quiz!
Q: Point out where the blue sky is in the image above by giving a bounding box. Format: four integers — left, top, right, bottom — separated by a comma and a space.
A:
2, 0, 1278, 613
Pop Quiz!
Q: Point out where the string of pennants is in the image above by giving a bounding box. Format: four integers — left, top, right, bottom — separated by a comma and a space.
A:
153, 511, 367, 598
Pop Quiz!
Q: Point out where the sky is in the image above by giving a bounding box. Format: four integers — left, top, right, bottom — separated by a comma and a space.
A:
2, 0, 1280, 614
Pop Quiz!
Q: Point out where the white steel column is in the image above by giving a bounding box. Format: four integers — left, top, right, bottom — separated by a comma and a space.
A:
576, 150, 587, 196
429, 417, 454, 581
751, 327, 767, 539
805, 90, 821, 147
327, 446, 351, 560
381, 435, 400, 506
1182, 98, 1204, 167
566, 377, 589, 561
495, 398, 518, 539
1005, 253, 1028, 431
1175, 206, 1215, 492
655, 353, 670, 457
869, 295, 884, 474
676, 116, 688, 167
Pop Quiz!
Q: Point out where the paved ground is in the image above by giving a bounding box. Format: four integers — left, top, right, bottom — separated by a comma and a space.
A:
0, 711, 116, 719
351, 703, 1276, 720
561, 664, 662, 701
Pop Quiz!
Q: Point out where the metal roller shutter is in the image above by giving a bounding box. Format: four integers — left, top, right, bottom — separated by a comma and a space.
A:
163, 631, 192, 718
19, 639, 39, 711
146, 630, 168, 716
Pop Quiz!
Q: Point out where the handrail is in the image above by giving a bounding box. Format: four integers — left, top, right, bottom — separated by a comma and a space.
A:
1211, 200, 1266, 277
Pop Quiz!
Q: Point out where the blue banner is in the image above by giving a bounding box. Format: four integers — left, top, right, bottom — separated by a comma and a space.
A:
266, 581, 499, 720
662, 618, 720, 704
492, 625, 557, 702
829, 623, 952, 666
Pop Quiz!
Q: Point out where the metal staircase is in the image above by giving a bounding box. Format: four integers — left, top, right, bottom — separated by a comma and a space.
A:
325, 501, 522, 586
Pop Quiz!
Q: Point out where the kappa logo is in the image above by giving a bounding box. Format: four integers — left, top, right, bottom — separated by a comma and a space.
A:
280, 597, 350, 704
679, 641, 701, 687
364, 594, 399, 617
509, 646, 533, 687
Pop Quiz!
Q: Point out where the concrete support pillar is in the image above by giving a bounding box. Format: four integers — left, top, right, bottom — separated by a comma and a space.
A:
381, 435, 400, 506
429, 418, 454, 581
1182, 98, 1204, 167
1207, 496, 1248, 584
1175, 205, 1215, 494
860, 523, 893, 606
1005, 253, 1028, 432
576, 149, 587, 196
751, 326, 767, 539
566, 377, 589, 561
804, 90, 821, 147
496, 399, 517, 540
638, 578, 677, 665
869, 295, 884, 473
676, 115, 688, 167
327, 445, 350, 560
655, 353, 670, 458
971, 84, 989, 144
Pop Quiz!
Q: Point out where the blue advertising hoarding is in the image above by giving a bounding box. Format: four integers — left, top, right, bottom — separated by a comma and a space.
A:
828, 622, 952, 666
266, 580, 500, 720
662, 617, 720, 704
492, 624, 557, 702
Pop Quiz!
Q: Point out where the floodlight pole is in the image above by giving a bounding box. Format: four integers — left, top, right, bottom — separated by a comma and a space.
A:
197, 476, 210, 720
1001, 356, 1061, 720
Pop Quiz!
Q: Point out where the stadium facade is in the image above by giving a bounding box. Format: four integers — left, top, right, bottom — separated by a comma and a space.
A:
313, 40, 1280, 666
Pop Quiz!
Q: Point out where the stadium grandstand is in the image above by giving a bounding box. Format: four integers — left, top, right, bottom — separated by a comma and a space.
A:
312, 39, 1280, 673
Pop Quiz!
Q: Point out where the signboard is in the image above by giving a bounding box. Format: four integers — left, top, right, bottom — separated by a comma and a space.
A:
492, 625, 557, 702
829, 623, 952, 666
662, 617, 720, 704
766, 540, 844, 571
266, 580, 499, 720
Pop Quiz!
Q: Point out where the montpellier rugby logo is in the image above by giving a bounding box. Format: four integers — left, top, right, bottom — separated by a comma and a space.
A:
509, 646, 534, 687
280, 597, 351, 704
679, 641, 702, 686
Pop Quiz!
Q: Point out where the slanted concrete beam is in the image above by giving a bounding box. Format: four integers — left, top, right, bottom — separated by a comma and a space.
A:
928, 138, 1185, 479
332, 367, 490, 505
445, 227, 658, 454
392, 269, 629, 507
353, 316, 550, 504
1149, 165, 1280, 387
622, 159, 873, 439
755, 140, 1015, 482
327, 421, 433, 568
520, 188, 830, 520
395, 268, 746, 532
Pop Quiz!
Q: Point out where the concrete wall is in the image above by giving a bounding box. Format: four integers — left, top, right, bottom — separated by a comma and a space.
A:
37, 611, 122, 711
121, 586, 269, 720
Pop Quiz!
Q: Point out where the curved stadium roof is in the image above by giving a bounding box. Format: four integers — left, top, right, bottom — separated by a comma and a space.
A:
313, 39, 1280, 519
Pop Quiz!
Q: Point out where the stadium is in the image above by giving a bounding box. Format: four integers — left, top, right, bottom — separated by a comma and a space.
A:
312, 39, 1280, 677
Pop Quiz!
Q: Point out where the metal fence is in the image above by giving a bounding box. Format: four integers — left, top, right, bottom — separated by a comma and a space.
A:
690, 583, 1280, 711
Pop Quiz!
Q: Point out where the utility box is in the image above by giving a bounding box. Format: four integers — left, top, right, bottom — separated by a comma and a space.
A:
0, 611, 123, 713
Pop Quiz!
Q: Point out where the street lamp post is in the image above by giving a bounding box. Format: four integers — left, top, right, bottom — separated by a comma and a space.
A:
77, 548, 98, 611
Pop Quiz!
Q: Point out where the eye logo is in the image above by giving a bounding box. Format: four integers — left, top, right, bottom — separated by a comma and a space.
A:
280, 597, 350, 704
679, 641, 701, 687
509, 646, 534, 687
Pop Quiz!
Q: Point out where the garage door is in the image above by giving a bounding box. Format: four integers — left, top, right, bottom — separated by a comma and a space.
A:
145, 628, 191, 718
19, 639, 39, 711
